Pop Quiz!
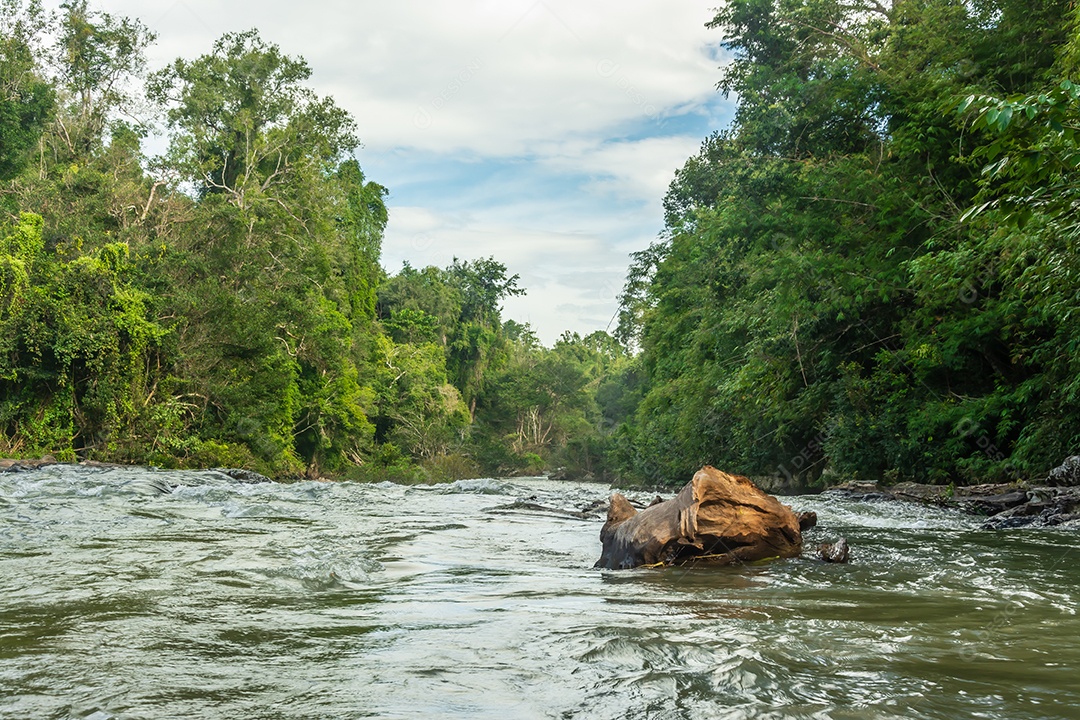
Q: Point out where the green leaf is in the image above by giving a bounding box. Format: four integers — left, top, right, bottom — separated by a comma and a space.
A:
1015, 207, 1033, 229
997, 106, 1013, 131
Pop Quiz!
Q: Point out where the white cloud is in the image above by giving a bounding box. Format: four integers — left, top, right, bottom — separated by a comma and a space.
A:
538, 134, 709, 207
87, 1, 725, 153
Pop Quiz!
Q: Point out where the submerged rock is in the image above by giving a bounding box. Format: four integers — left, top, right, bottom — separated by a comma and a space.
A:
818, 538, 850, 563
1, 457, 139, 473
594, 466, 803, 570
0, 457, 58, 473
488, 499, 599, 520
213, 468, 273, 484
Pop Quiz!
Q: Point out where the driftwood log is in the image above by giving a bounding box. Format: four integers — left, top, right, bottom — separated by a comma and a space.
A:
595, 466, 804, 569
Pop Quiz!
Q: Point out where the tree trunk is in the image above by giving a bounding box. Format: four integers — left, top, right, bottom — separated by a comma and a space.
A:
595, 466, 803, 570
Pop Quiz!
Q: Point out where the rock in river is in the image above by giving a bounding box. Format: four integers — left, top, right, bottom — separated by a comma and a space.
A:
1047, 456, 1080, 487
818, 538, 850, 563
595, 466, 803, 570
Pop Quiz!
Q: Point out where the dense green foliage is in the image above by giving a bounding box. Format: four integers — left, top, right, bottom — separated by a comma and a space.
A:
614, 0, 1080, 486
375, 261, 630, 480
4, 1, 1078, 486
0, 2, 624, 480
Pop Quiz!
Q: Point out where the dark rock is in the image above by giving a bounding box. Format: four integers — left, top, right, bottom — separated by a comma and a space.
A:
1046, 512, 1080, 526
489, 500, 595, 520
1041, 489, 1080, 521
962, 491, 1030, 516
579, 499, 609, 515
833, 489, 894, 502
889, 482, 949, 502
818, 537, 850, 563
984, 515, 1038, 530
796, 511, 818, 531
0, 458, 59, 473
824, 481, 894, 502
214, 468, 272, 484
1047, 456, 1080, 487
826, 481, 881, 495
953, 482, 1019, 498
981, 487, 1080, 530
984, 502, 1047, 526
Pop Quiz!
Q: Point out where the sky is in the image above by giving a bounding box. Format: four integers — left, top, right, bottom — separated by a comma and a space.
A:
79, 0, 735, 344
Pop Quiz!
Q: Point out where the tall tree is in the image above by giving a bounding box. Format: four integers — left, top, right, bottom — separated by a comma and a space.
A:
144, 30, 385, 475
0, 0, 53, 180
147, 29, 357, 205
52, 0, 154, 156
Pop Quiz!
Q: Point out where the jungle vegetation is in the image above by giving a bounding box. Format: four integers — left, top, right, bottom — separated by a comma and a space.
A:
0, 1, 629, 480
614, 0, 1080, 486
2, 0, 1078, 486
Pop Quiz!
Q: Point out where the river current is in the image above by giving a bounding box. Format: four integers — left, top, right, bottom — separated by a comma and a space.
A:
1, 465, 1078, 719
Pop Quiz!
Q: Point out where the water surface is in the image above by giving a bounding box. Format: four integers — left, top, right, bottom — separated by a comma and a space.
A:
1, 466, 1078, 719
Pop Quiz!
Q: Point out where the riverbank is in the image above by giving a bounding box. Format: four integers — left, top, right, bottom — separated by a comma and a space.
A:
826, 456, 1080, 530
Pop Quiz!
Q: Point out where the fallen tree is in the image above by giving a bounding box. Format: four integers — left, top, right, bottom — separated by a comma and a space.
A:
595, 466, 804, 569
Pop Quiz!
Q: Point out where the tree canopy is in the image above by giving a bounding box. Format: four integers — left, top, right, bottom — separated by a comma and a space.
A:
613, 0, 1080, 486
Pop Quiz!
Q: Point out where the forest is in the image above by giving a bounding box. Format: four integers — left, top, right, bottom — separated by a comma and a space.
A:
1, 0, 1078, 487
0, 0, 633, 481
615, 0, 1080, 486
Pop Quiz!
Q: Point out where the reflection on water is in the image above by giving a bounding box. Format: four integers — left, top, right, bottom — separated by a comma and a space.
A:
1, 467, 1078, 719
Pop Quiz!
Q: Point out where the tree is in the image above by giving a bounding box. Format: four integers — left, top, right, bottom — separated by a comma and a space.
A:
52, 0, 155, 155
373, 336, 470, 460
0, 213, 166, 459
138, 30, 386, 475
444, 257, 524, 417
0, 0, 53, 179
147, 29, 357, 205
378, 257, 524, 422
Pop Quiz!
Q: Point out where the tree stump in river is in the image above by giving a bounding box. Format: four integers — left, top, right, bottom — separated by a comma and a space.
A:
595, 466, 804, 570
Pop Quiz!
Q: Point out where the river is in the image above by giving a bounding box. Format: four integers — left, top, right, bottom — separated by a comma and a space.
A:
1, 465, 1078, 719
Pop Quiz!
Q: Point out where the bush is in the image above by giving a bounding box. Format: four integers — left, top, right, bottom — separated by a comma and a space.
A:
421, 452, 481, 482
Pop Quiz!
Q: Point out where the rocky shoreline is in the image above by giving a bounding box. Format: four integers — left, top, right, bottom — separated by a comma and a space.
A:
826, 456, 1080, 530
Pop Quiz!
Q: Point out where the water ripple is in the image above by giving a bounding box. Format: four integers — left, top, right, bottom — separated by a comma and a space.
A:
0, 470, 1078, 719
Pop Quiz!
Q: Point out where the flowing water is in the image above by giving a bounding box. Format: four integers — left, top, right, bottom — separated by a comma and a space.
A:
1, 466, 1078, 719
